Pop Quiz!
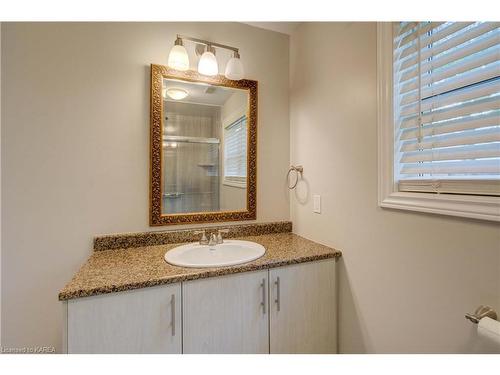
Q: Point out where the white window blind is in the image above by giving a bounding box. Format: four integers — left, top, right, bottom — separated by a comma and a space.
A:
393, 22, 500, 196
224, 115, 247, 187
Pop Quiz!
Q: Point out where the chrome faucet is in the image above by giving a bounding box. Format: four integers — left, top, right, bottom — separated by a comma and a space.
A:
195, 229, 230, 247
216, 229, 230, 244
193, 230, 208, 245
208, 233, 218, 247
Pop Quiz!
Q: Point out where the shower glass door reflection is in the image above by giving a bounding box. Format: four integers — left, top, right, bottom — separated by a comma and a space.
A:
163, 137, 220, 214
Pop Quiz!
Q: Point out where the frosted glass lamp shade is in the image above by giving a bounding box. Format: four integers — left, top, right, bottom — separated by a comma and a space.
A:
168, 44, 189, 71
224, 56, 245, 80
198, 51, 219, 76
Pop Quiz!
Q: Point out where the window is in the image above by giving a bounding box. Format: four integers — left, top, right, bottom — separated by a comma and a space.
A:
378, 22, 500, 221
223, 115, 247, 188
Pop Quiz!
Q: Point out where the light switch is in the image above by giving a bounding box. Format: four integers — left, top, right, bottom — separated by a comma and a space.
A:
313, 195, 321, 214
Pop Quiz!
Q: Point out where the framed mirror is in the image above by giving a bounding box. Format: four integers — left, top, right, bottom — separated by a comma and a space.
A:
150, 64, 257, 225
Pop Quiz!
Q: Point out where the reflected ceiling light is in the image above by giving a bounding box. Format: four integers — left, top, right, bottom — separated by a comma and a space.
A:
167, 37, 189, 71
165, 88, 188, 100
198, 45, 219, 76
224, 51, 245, 81
163, 142, 178, 149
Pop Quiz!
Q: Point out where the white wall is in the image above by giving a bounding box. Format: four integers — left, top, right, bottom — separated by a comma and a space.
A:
290, 22, 500, 353
1, 22, 290, 352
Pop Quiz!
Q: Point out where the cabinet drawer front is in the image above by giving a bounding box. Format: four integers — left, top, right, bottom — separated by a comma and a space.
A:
270, 259, 337, 354
67, 284, 181, 354
182, 270, 269, 354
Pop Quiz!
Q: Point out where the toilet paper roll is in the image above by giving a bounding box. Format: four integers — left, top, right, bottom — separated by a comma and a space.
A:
478, 317, 500, 347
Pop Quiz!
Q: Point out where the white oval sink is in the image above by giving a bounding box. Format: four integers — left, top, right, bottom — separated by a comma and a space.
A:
164, 240, 265, 268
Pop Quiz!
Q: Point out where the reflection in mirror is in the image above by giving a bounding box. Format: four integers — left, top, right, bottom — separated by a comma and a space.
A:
162, 78, 249, 215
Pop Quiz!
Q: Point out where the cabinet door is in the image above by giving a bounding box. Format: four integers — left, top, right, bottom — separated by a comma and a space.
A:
67, 284, 181, 354
182, 270, 269, 353
270, 259, 336, 353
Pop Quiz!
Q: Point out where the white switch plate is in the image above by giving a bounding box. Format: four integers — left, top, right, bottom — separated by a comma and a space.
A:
313, 195, 321, 213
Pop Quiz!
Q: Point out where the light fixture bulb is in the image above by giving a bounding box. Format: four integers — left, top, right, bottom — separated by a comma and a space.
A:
167, 38, 189, 71
224, 52, 244, 80
165, 88, 188, 100
198, 46, 219, 76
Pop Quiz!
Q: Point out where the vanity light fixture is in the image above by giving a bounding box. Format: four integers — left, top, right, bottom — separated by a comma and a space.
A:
224, 51, 245, 81
167, 37, 190, 71
167, 34, 245, 80
165, 88, 189, 100
198, 45, 219, 76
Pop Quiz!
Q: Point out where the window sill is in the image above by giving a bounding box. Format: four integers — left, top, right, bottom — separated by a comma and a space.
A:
379, 191, 500, 222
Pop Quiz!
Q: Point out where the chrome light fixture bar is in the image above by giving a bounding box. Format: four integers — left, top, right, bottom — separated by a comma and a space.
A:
177, 34, 239, 54
167, 34, 245, 80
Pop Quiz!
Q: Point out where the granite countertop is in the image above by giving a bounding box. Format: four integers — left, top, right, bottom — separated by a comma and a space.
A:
59, 232, 341, 301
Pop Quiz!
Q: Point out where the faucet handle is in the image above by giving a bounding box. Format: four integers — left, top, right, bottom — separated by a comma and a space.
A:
193, 230, 208, 245
216, 228, 230, 244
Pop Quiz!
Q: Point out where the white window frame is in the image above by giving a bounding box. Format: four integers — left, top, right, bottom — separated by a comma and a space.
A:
222, 109, 247, 189
377, 23, 500, 222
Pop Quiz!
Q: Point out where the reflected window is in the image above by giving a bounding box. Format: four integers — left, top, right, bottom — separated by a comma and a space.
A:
223, 115, 247, 188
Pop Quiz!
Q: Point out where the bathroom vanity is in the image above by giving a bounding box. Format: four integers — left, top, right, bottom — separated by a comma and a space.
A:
59, 67, 341, 354
59, 223, 341, 354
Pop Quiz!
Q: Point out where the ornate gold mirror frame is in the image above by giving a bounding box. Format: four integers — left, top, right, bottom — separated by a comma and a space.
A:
150, 64, 257, 226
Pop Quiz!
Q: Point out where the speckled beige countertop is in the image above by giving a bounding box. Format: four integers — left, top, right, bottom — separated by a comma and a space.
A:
59, 232, 341, 301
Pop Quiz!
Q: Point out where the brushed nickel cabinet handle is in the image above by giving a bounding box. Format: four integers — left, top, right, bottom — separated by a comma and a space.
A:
170, 294, 176, 336
260, 278, 267, 314
274, 277, 281, 312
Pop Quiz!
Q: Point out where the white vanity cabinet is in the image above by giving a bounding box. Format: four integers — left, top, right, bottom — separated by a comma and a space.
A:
66, 283, 182, 354
269, 259, 337, 353
64, 259, 336, 354
182, 270, 269, 353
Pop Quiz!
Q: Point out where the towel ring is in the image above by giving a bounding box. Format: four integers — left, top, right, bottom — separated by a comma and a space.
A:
287, 165, 303, 189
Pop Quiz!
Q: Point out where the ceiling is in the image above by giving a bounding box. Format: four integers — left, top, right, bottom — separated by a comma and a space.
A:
163, 78, 237, 106
243, 22, 302, 35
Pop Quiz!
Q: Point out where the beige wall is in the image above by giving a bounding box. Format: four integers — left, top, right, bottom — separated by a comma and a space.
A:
290, 22, 500, 353
1, 22, 290, 352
